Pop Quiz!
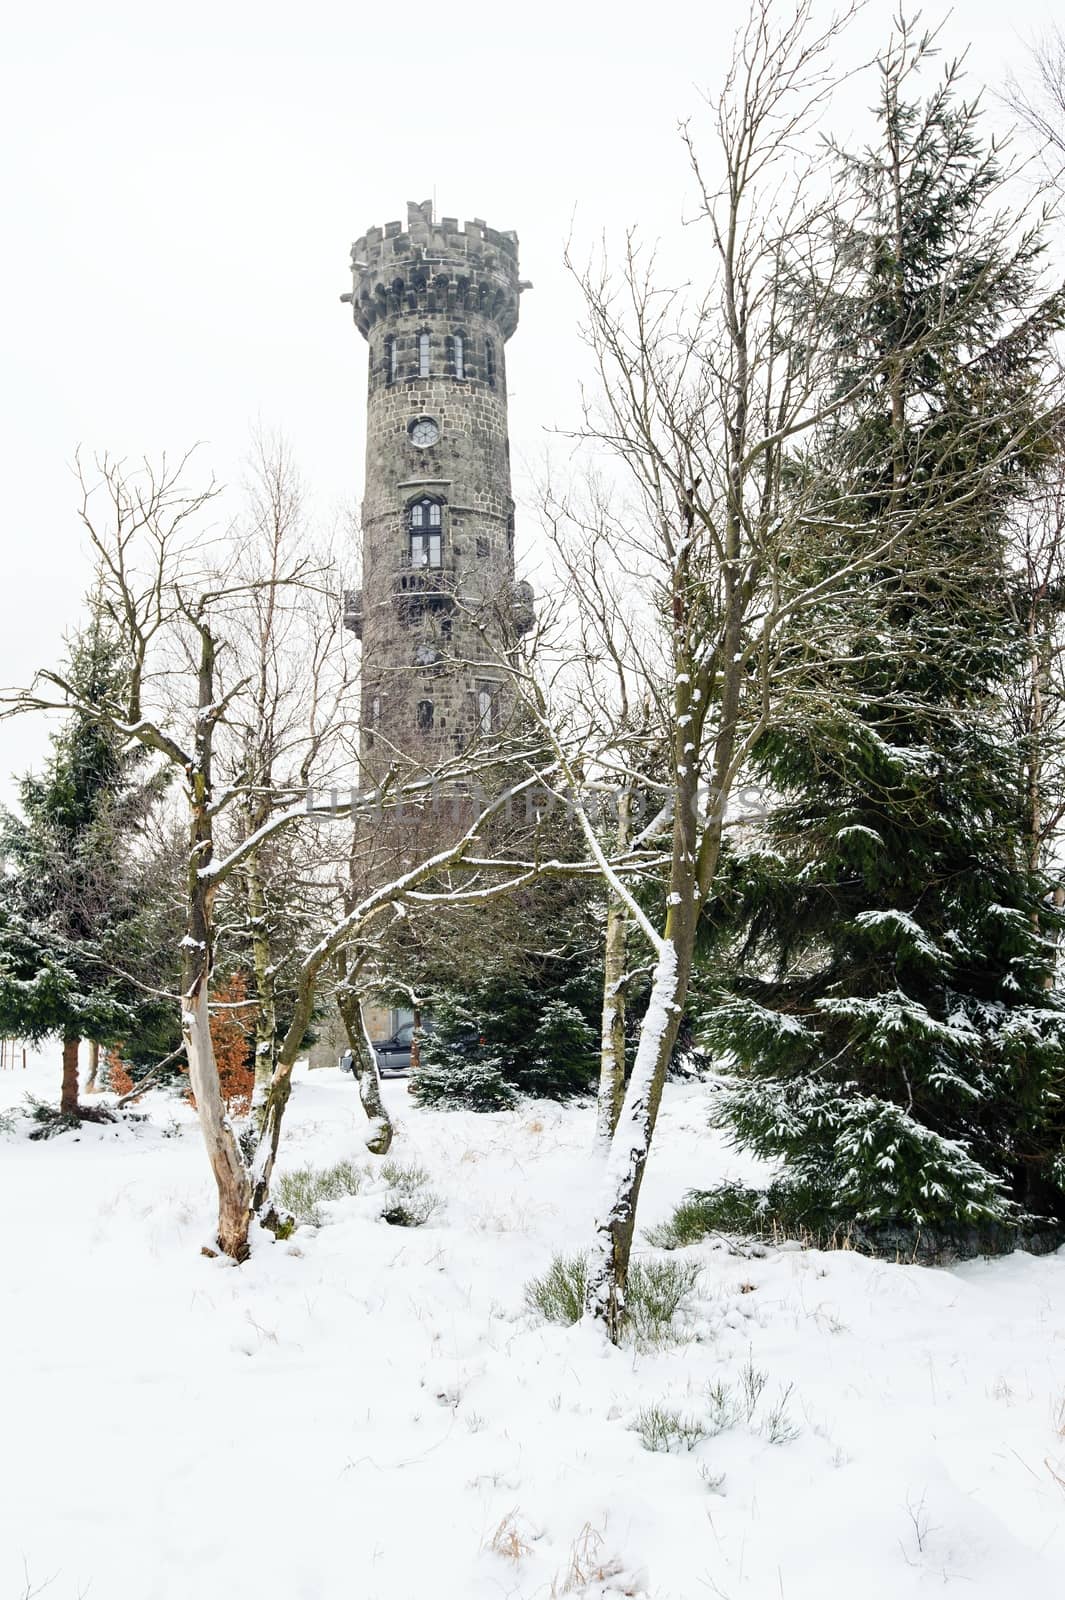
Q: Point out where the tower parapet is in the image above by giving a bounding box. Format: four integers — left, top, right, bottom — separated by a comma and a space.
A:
343, 200, 526, 341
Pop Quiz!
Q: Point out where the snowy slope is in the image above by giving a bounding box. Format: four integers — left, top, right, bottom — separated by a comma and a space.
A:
2, 1053, 1064, 1599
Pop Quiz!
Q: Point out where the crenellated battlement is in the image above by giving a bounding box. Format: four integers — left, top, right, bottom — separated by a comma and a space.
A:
342, 199, 528, 341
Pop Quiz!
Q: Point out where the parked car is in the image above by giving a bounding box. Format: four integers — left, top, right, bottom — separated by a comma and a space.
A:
339, 1020, 421, 1079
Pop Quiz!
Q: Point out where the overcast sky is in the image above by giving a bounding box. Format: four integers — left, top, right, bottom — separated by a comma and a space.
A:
0, 0, 1058, 793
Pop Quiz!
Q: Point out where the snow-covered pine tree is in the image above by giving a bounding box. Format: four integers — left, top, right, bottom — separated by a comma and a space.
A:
706, 22, 1065, 1229
0, 598, 171, 1116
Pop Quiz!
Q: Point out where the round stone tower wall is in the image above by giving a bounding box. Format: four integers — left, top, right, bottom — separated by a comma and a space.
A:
343, 200, 532, 784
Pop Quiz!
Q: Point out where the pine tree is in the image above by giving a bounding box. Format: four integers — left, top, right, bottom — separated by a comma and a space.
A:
706, 25, 1065, 1229
0, 599, 171, 1114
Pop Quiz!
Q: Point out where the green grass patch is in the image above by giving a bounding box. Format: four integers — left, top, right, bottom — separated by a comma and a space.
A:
631, 1404, 708, 1453
646, 1180, 837, 1249
524, 1252, 701, 1344
524, 1253, 588, 1325
378, 1158, 442, 1227
274, 1160, 364, 1226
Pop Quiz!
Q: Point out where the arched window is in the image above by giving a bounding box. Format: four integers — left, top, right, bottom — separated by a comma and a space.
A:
418, 331, 431, 378
476, 680, 499, 734
384, 335, 398, 384
417, 700, 434, 732
366, 693, 381, 749
485, 338, 496, 388
409, 498, 443, 568
453, 331, 465, 379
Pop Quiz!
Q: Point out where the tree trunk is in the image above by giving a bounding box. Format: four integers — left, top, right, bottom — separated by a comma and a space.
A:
183, 980, 252, 1260
247, 846, 279, 1110
596, 900, 630, 1146
60, 1034, 80, 1116
85, 1039, 100, 1094
410, 1006, 422, 1076
251, 1044, 298, 1217
596, 790, 632, 1148
183, 623, 253, 1261
336, 982, 394, 1156
251, 952, 324, 1216
1024, 596, 1048, 882
585, 940, 689, 1340
584, 597, 726, 1340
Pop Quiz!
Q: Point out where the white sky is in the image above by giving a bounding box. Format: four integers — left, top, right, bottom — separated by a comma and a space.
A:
0, 0, 1059, 792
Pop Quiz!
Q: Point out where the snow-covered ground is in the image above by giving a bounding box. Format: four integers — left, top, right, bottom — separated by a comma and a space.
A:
3, 1052, 1065, 1599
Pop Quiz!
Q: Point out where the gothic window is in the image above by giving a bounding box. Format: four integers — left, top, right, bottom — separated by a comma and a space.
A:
476, 535, 489, 558
409, 497, 443, 568
476, 680, 499, 735
417, 699, 434, 733
418, 330, 431, 378
485, 337, 496, 388
384, 336, 398, 384
453, 331, 465, 379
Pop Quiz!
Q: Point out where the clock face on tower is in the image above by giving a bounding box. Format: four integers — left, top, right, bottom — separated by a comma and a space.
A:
409, 417, 440, 448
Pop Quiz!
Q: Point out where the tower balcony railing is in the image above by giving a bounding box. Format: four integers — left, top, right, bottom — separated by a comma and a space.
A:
392, 557, 457, 618
343, 587, 363, 639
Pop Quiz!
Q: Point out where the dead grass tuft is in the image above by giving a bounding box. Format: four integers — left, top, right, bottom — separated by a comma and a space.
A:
551, 1522, 642, 1595
486, 1510, 533, 1562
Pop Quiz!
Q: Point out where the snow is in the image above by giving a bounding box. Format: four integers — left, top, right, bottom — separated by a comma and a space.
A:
3, 1052, 1065, 1598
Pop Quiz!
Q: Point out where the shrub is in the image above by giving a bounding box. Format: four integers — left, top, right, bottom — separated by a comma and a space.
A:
647, 1179, 838, 1249
23, 1094, 114, 1139
405, 978, 599, 1109
760, 1383, 801, 1444
625, 1258, 702, 1345
631, 1404, 708, 1453
179, 973, 257, 1117
632, 1366, 801, 1460
209, 974, 257, 1115
274, 1160, 364, 1226
523, 1000, 599, 1099
104, 1046, 135, 1096
525, 1253, 588, 1325
378, 1158, 442, 1227
409, 1049, 518, 1111
524, 1253, 700, 1343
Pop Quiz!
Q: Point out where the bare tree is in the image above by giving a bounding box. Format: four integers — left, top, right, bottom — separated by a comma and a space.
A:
1005, 24, 1065, 174
536, 490, 671, 1146
1006, 458, 1065, 900
3, 449, 595, 1255
219, 433, 358, 1104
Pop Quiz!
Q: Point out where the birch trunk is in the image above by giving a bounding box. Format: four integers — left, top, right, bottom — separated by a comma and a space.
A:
595, 789, 632, 1148
183, 622, 254, 1261
85, 1039, 100, 1094
585, 940, 688, 1339
183, 979, 252, 1260
336, 981, 393, 1155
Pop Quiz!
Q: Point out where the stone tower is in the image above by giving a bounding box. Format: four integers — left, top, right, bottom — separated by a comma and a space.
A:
342, 199, 533, 783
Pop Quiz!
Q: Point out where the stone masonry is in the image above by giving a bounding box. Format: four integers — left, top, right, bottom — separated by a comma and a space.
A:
342, 199, 534, 785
